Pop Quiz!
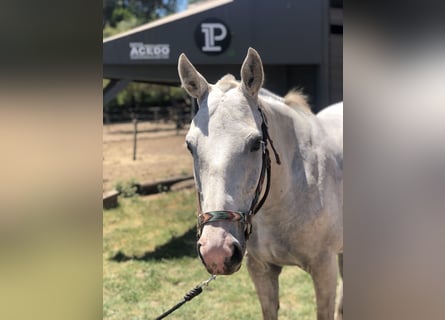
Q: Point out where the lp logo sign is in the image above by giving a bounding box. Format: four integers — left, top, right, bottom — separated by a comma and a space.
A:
195, 18, 230, 55
201, 23, 227, 52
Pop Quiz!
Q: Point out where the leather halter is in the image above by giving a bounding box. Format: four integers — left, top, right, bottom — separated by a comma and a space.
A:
195, 106, 281, 239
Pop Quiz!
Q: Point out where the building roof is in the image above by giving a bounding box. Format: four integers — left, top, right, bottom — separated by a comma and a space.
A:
103, 0, 336, 109
104, 0, 326, 68
104, 0, 234, 43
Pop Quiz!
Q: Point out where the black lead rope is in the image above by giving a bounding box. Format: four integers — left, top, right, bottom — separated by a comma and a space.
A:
155, 275, 216, 320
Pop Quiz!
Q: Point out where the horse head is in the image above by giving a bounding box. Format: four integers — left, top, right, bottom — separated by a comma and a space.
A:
178, 48, 266, 275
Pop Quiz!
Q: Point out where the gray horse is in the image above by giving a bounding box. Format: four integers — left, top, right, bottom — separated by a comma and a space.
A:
178, 48, 343, 320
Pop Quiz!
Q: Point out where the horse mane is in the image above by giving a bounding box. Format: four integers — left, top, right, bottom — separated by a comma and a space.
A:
284, 89, 312, 114
215, 76, 312, 115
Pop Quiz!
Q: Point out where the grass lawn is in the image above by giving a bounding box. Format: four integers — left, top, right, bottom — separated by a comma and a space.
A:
103, 190, 316, 319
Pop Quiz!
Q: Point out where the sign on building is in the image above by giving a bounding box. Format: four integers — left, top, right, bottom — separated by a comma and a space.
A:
195, 18, 231, 55
129, 43, 170, 60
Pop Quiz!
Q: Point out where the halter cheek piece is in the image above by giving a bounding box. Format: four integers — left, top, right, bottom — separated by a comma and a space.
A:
195, 106, 281, 239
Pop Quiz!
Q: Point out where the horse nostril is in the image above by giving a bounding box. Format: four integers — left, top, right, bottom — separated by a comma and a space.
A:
197, 243, 204, 260
231, 243, 243, 265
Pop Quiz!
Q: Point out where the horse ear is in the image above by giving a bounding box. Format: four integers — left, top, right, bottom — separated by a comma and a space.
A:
178, 53, 209, 99
240, 47, 264, 99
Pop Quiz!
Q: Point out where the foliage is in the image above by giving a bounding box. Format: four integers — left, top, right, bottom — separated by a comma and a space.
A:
103, 0, 184, 37
110, 83, 187, 108
103, 84, 188, 125
103, 15, 142, 38
114, 178, 139, 198
110, 7, 134, 27
103, 191, 317, 319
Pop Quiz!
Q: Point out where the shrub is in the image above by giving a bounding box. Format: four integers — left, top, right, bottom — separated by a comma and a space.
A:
115, 179, 138, 198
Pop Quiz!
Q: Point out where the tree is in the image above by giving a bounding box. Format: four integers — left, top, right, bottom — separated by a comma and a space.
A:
103, 0, 181, 31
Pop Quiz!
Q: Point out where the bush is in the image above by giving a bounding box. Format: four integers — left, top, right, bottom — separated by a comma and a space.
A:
115, 179, 138, 198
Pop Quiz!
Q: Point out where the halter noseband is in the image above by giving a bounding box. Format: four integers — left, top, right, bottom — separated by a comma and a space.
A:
195, 106, 281, 239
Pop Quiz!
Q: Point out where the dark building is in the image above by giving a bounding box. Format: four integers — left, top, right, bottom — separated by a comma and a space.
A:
103, 0, 342, 112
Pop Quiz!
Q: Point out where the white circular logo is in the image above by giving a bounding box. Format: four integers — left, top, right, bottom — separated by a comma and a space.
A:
195, 18, 231, 55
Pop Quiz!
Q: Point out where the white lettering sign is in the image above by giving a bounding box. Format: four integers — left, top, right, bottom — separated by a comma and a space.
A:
129, 43, 170, 60
200, 23, 227, 52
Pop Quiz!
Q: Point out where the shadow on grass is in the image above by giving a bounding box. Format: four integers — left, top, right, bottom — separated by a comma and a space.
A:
110, 227, 198, 262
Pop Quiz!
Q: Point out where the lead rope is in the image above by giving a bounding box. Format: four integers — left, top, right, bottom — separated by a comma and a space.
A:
155, 275, 216, 320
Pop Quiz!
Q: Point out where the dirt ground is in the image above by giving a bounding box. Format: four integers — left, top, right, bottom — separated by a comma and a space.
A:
103, 121, 193, 192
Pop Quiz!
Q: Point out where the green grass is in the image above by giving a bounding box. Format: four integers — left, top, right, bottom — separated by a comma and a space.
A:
103, 190, 316, 319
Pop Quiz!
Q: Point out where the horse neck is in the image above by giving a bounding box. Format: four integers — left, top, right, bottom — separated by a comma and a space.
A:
259, 97, 323, 214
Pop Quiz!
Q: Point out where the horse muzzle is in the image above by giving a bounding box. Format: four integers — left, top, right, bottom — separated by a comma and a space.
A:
197, 235, 244, 275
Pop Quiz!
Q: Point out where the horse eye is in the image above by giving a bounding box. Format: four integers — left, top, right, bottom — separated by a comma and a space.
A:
186, 141, 193, 154
250, 139, 262, 152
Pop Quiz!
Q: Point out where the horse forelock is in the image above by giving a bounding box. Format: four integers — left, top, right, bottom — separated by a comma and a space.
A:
215, 74, 239, 92
207, 75, 260, 122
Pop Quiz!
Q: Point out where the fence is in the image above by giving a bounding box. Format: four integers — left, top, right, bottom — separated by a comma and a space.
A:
103, 102, 192, 129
